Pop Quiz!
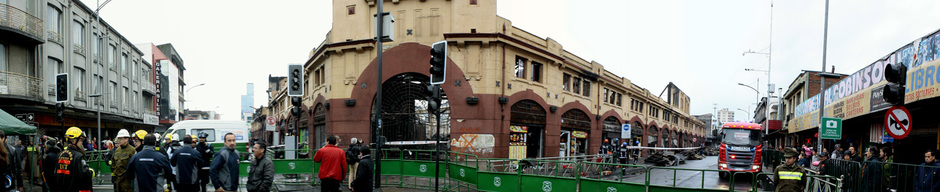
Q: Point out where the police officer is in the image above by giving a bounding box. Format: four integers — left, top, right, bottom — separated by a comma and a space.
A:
127, 134, 173, 192
162, 134, 182, 191
774, 148, 807, 192
55, 127, 95, 192
41, 139, 60, 192
109, 129, 137, 192
196, 132, 215, 192
171, 135, 203, 192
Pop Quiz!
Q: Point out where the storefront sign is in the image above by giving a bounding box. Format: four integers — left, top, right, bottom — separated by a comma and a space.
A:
143, 114, 159, 125
510, 125, 528, 133
572, 131, 588, 139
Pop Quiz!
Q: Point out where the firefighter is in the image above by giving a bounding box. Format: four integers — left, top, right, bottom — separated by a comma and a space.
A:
55, 127, 95, 192
619, 142, 629, 164
133, 130, 148, 152
109, 129, 137, 192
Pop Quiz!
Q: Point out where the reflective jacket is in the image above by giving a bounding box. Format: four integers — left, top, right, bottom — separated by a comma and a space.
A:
773, 163, 806, 192
55, 146, 94, 192
110, 143, 137, 192
171, 145, 203, 185
127, 145, 173, 192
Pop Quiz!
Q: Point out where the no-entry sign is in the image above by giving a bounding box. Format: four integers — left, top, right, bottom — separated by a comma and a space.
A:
884, 106, 912, 139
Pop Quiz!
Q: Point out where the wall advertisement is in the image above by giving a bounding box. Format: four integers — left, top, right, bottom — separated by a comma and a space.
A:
788, 29, 940, 133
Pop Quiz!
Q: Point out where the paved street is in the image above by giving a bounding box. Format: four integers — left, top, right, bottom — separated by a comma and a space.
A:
619, 156, 764, 191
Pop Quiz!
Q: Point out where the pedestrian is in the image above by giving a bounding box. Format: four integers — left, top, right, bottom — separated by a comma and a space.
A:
196, 132, 215, 192
832, 144, 843, 160
162, 134, 182, 191
849, 146, 863, 162
171, 135, 203, 192
860, 146, 883, 192
914, 149, 940, 192
346, 138, 361, 187
247, 140, 274, 192
314, 135, 347, 192
797, 152, 810, 168
881, 146, 895, 191
774, 148, 806, 192
351, 146, 374, 192
55, 127, 95, 192
109, 129, 137, 192
817, 151, 831, 176
842, 152, 859, 192
0, 130, 23, 192
210, 133, 241, 192
127, 134, 173, 192
41, 139, 60, 192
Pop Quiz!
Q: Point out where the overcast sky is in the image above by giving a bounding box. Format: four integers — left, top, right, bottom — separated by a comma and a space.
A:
91, 0, 940, 122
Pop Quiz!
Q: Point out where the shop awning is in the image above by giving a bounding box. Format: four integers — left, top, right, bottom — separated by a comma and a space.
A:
0, 108, 36, 135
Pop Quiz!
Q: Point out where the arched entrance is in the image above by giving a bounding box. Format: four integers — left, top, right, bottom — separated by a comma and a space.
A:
312, 104, 327, 149
510, 100, 546, 158
602, 116, 622, 141
647, 126, 659, 148
561, 109, 591, 157
662, 129, 672, 148
371, 73, 450, 149
631, 121, 643, 147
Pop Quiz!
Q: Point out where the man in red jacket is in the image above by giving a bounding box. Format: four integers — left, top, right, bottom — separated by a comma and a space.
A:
314, 135, 347, 192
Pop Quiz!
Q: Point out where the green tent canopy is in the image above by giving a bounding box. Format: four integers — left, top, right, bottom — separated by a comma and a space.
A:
0, 108, 36, 135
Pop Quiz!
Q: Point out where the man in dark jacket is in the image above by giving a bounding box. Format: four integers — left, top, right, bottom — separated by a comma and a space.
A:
352, 146, 375, 192
196, 132, 215, 192
171, 135, 203, 192
210, 133, 241, 192
817, 151, 831, 176
127, 134, 174, 192
41, 140, 60, 192
860, 146, 883, 192
774, 148, 806, 192
247, 141, 274, 192
915, 149, 940, 192
346, 138, 361, 187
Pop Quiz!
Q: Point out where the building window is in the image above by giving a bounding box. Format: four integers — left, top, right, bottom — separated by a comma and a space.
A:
319, 66, 325, 86
47, 5, 61, 34
603, 88, 609, 102
124, 87, 129, 107
122, 53, 127, 75
0, 44, 6, 72
572, 77, 581, 94
111, 82, 118, 107
92, 33, 99, 58
514, 56, 526, 78
562, 73, 570, 91
530, 62, 542, 82
72, 20, 84, 47
315, 68, 321, 86
72, 67, 84, 94
109, 45, 116, 69
582, 80, 590, 97
347, 5, 355, 15
617, 93, 622, 106
470, 0, 478, 5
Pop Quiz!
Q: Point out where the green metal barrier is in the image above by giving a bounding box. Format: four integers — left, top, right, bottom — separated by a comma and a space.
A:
476, 159, 521, 192
647, 167, 733, 192
377, 149, 404, 187
399, 149, 449, 190
577, 161, 647, 192
447, 151, 479, 191
517, 159, 579, 192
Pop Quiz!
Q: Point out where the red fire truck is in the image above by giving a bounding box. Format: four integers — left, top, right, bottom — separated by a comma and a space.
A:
717, 122, 763, 179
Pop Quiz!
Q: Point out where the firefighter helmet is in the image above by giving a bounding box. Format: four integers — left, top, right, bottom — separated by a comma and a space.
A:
134, 130, 148, 140
64, 127, 86, 139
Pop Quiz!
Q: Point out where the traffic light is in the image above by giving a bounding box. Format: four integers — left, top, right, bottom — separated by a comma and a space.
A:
55, 103, 64, 123
883, 62, 907, 106
429, 41, 447, 85
426, 84, 441, 114
291, 97, 303, 117
287, 64, 304, 96
56, 73, 68, 102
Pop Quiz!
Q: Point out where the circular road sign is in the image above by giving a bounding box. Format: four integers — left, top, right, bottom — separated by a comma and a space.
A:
884, 106, 912, 140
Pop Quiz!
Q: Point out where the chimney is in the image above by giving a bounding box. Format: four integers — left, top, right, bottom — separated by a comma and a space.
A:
831, 66, 835, 73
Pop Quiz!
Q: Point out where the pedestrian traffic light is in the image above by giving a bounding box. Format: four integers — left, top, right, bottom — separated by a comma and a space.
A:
287, 64, 304, 96
55, 102, 64, 123
426, 84, 441, 114
429, 41, 447, 85
56, 73, 68, 102
883, 62, 907, 106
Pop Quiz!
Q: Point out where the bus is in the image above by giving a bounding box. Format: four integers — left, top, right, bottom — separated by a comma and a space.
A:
717, 122, 763, 179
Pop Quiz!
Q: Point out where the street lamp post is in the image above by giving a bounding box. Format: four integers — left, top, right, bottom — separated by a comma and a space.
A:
738, 81, 760, 111
89, 0, 113, 183
736, 108, 752, 123
185, 83, 205, 111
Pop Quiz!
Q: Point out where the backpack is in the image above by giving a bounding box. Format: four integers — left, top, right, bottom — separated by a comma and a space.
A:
346, 145, 360, 165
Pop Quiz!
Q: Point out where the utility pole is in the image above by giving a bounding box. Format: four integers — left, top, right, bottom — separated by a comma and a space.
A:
374, 0, 385, 188
818, 0, 829, 154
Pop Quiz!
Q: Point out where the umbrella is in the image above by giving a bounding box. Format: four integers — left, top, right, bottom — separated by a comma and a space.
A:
0, 108, 37, 135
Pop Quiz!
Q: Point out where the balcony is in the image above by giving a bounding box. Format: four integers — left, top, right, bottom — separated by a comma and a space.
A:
73, 90, 86, 102
0, 3, 43, 44
142, 81, 156, 95
0, 71, 43, 101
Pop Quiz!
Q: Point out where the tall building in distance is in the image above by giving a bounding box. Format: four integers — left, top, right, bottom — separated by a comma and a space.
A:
717, 108, 734, 124
241, 83, 254, 123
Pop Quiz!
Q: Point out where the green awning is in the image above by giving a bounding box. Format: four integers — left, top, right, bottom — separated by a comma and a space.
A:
0, 108, 36, 135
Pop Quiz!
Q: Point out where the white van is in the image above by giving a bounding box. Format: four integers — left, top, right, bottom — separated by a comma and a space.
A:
164, 120, 251, 153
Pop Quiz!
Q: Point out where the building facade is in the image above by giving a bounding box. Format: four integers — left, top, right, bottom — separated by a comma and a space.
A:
275, 0, 705, 159
0, 0, 157, 138
717, 108, 734, 124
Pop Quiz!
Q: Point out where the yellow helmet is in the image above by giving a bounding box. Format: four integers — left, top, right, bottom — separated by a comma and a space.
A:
65, 127, 86, 139
134, 130, 148, 140
165, 134, 175, 141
